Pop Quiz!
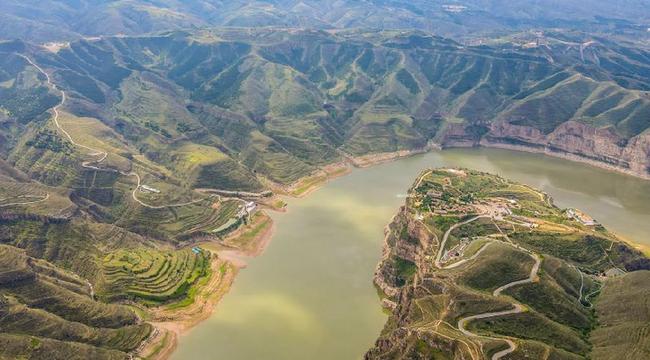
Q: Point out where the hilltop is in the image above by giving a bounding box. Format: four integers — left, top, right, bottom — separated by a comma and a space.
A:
1, 25, 650, 359
2, 28, 650, 190
367, 169, 650, 359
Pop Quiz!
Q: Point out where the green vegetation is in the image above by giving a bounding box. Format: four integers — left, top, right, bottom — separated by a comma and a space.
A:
369, 169, 649, 359
470, 312, 591, 355
99, 248, 211, 305
590, 271, 650, 360
25, 129, 72, 154
0, 245, 150, 359
396, 69, 420, 94
0, 15, 649, 360
505, 272, 594, 331
4, 28, 649, 199
458, 243, 535, 292
393, 257, 417, 286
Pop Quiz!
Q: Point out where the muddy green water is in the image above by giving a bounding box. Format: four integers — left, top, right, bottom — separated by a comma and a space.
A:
172, 148, 650, 360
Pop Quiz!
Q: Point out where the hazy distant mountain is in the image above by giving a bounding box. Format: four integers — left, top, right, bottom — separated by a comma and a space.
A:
2, 1, 650, 43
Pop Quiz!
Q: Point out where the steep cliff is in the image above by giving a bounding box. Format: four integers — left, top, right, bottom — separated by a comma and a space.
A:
479, 120, 650, 179
367, 169, 650, 359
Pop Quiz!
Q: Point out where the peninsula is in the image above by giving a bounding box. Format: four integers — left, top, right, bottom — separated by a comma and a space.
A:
367, 169, 650, 359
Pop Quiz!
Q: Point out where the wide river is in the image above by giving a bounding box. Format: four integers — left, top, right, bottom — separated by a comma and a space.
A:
172, 148, 650, 360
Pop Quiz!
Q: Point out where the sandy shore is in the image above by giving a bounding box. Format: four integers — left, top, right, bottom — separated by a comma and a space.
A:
136, 257, 237, 359
266, 161, 352, 198
136, 212, 275, 359
343, 146, 438, 168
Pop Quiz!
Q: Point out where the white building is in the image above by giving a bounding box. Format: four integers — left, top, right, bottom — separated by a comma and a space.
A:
140, 185, 160, 194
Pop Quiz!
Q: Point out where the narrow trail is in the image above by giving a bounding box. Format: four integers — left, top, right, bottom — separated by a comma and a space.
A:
576, 267, 585, 304
441, 242, 493, 270
493, 251, 541, 297
433, 213, 542, 359
195, 188, 272, 198
15, 54, 254, 209
86, 279, 95, 301
0, 194, 50, 208
572, 265, 601, 308
457, 305, 522, 359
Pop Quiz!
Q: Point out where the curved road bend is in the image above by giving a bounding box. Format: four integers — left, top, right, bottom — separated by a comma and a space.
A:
432, 212, 542, 359
454, 240, 541, 359
435, 215, 490, 268
16, 54, 256, 209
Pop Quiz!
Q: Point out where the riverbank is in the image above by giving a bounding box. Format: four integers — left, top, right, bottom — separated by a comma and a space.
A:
136, 212, 275, 359
270, 161, 353, 198
476, 141, 650, 181
347, 141, 650, 181
144, 144, 650, 359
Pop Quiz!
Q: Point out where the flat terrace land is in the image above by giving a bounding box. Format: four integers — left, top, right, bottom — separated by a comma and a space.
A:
590, 270, 650, 360
98, 247, 211, 306
369, 168, 649, 360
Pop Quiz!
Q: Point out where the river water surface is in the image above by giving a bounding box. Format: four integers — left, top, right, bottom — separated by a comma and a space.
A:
172, 148, 650, 360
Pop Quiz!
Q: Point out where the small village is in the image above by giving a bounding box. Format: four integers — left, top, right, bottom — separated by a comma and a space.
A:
566, 208, 599, 226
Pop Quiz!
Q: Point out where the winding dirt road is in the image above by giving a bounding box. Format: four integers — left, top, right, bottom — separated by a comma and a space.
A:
441, 241, 493, 270
15, 54, 258, 209
434, 215, 490, 268
0, 194, 50, 208
433, 213, 542, 359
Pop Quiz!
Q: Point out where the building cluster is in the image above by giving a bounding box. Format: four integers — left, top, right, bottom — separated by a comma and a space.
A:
140, 185, 161, 194
237, 201, 257, 219
419, 189, 475, 215
441, 238, 472, 263
566, 208, 598, 226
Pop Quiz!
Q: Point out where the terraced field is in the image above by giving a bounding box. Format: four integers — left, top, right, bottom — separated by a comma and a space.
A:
104, 183, 243, 241
590, 270, 650, 360
0, 179, 73, 215
368, 169, 650, 360
99, 248, 211, 305
0, 245, 151, 359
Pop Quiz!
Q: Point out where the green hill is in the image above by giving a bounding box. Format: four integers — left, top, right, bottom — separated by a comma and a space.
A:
0, 245, 151, 359
1, 24, 650, 360
3, 29, 649, 192
367, 169, 649, 359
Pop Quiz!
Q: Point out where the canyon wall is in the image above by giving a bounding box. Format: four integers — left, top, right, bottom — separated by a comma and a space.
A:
440, 121, 650, 179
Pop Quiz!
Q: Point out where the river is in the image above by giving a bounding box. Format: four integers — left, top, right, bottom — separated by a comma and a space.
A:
172, 148, 650, 360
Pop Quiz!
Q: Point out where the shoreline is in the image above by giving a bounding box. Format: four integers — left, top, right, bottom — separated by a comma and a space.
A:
136, 257, 238, 359
144, 142, 649, 359
270, 161, 353, 198
136, 212, 275, 359
475, 141, 650, 181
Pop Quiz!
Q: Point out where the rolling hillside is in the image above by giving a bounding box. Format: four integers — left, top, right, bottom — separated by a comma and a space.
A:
2, 28, 649, 188
1, 22, 650, 360
367, 169, 650, 359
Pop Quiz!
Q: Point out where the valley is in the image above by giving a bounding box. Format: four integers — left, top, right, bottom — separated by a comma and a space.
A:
173, 149, 650, 360
0, 2, 649, 358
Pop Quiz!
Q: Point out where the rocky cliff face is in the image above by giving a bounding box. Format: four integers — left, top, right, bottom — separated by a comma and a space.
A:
367, 206, 465, 359
366, 169, 650, 360
441, 120, 650, 179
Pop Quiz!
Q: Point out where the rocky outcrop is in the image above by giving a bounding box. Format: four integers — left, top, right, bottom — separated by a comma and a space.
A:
440, 123, 481, 148
441, 120, 650, 179
373, 206, 435, 300
368, 203, 465, 359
